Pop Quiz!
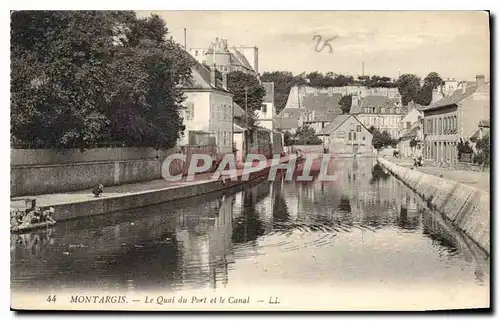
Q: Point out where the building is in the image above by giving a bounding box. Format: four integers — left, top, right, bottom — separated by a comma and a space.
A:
398, 103, 424, 138
316, 114, 373, 155
274, 108, 303, 132
189, 37, 258, 76
179, 57, 234, 154
350, 95, 405, 139
297, 92, 343, 133
422, 75, 490, 165
257, 82, 276, 131
233, 102, 283, 162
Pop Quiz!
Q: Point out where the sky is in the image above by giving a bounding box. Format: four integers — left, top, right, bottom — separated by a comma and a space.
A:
137, 11, 490, 81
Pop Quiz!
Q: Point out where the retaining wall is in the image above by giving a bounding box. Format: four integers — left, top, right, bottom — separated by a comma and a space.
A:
11, 146, 218, 197
11, 147, 177, 166
377, 157, 490, 255
41, 161, 284, 221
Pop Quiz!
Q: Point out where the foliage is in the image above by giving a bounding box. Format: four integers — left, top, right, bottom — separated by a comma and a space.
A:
396, 72, 443, 106
396, 74, 421, 106
369, 126, 397, 150
305, 72, 354, 87
227, 71, 265, 131
293, 125, 323, 145
457, 138, 474, 161
370, 163, 390, 184
260, 71, 305, 114
283, 130, 294, 146
423, 72, 444, 89
414, 84, 433, 106
357, 75, 397, 88
475, 134, 490, 165
339, 94, 352, 114
11, 11, 191, 150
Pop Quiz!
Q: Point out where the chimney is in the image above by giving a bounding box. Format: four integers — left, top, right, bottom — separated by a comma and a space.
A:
351, 95, 359, 108
476, 74, 485, 88
210, 64, 216, 86
222, 72, 227, 89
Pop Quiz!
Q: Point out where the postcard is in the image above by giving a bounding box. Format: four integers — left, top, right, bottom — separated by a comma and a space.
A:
10, 10, 490, 311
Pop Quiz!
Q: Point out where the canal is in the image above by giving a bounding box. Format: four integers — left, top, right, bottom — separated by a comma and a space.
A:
11, 158, 489, 307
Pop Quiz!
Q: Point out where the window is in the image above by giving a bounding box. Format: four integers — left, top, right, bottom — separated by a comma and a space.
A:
406, 121, 411, 130
353, 132, 357, 140
211, 104, 215, 120
438, 118, 442, 134
362, 136, 365, 140
262, 104, 267, 113
356, 125, 362, 132
195, 50, 198, 56
223, 131, 227, 145
185, 102, 194, 121
284, 112, 289, 118
348, 132, 352, 141
380, 107, 385, 113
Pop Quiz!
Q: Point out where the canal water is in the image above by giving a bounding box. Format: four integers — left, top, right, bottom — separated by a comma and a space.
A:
11, 159, 489, 307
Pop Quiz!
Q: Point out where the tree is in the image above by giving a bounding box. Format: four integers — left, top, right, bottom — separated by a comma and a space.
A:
294, 125, 323, 145
369, 126, 396, 150
476, 134, 490, 165
260, 71, 305, 114
283, 130, 294, 146
227, 71, 265, 130
414, 83, 433, 106
423, 72, 444, 89
11, 11, 191, 150
339, 94, 352, 114
396, 74, 421, 106
457, 139, 474, 162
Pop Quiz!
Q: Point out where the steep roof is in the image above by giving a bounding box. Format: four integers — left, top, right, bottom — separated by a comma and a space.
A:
184, 53, 230, 93
360, 95, 397, 108
302, 93, 342, 110
479, 120, 490, 127
233, 102, 246, 117
274, 108, 303, 130
317, 114, 369, 136
229, 47, 254, 70
400, 126, 420, 140
423, 85, 477, 111
301, 93, 343, 121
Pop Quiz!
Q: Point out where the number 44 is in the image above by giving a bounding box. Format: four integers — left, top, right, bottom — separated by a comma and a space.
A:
46, 295, 57, 303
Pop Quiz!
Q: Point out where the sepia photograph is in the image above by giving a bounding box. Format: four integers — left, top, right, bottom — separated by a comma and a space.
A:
9, 9, 491, 311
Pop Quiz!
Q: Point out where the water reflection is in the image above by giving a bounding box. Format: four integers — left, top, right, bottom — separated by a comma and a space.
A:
11, 159, 489, 293
370, 163, 391, 184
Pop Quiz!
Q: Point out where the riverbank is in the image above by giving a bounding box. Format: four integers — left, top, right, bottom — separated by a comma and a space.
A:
384, 156, 490, 192
11, 156, 298, 222
377, 157, 490, 255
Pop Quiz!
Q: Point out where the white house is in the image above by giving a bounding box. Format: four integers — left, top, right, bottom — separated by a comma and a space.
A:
317, 114, 373, 155
179, 58, 234, 154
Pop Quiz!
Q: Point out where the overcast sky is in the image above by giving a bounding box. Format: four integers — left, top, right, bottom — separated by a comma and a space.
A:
137, 11, 490, 81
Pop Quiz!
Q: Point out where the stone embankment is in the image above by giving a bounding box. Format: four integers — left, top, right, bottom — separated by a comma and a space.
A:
12, 156, 298, 222
377, 157, 490, 255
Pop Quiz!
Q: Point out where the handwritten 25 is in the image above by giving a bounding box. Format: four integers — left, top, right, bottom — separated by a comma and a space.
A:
313, 34, 339, 53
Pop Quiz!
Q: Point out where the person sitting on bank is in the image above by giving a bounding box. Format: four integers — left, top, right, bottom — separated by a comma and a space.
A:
92, 184, 104, 197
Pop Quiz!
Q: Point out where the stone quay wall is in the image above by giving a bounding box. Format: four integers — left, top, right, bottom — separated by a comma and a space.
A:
377, 157, 490, 255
